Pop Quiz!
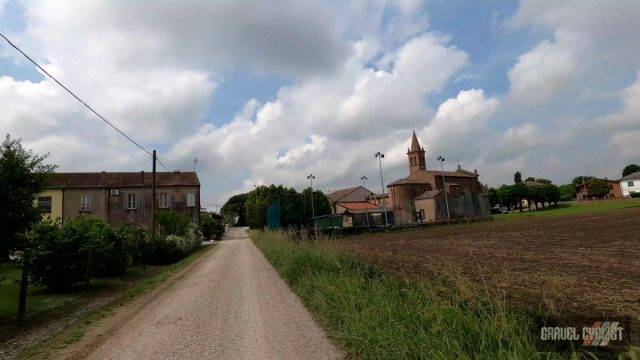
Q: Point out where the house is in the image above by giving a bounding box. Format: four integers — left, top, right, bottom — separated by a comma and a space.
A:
620, 172, 640, 198
327, 186, 387, 227
38, 171, 200, 227
387, 132, 489, 224
334, 201, 385, 227
575, 178, 622, 200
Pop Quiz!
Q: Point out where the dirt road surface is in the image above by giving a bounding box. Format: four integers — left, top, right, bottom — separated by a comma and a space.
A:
65, 227, 341, 360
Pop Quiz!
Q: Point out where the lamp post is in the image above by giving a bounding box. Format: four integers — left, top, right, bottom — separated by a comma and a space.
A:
437, 156, 451, 223
361, 175, 370, 227
306, 174, 316, 227
374, 152, 389, 227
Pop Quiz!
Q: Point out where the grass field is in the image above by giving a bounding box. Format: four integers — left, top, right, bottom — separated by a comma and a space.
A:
252, 201, 640, 359
253, 231, 571, 359
494, 198, 640, 220
0, 262, 154, 326
1, 245, 215, 359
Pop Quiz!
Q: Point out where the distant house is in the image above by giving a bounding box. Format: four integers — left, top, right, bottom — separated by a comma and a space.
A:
327, 186, 386, 227
37, 171, 200, 227
334, 201, 385, 227
620, 172, 640, 198
575, 178, 622, 200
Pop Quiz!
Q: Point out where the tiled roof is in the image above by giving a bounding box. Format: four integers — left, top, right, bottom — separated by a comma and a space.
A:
336, 201, 382, 211
415, 190, 441, 200
387, 178, 431, 186
46, 172, 200, 188
621, 171, 640, 181
425, 169, 477, 178
327, 186, 362, 203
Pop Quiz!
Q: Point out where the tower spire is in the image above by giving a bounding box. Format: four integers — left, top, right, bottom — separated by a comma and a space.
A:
407, 131, 426, 174
410, 130, 421, 152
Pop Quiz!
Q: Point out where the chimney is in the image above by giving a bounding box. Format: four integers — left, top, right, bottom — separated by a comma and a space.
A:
457, 164, 461, 171
140, 171, 144, 184
474, 169, 478, 175
173, 170, 181, 174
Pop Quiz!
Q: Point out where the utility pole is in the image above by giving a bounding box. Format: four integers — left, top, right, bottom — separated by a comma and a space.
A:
437, 156, 451, 223
361, 175, 370, 227
193, 157, 199, 172
307, 174, 316, 227
375, 152, 389, 227
151, 150, 157, 240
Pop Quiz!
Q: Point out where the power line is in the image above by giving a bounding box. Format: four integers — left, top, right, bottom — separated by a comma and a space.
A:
0, 33, 170, 172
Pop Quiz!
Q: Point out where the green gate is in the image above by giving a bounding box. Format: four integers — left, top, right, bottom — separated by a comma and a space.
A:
266, 199, 281, 230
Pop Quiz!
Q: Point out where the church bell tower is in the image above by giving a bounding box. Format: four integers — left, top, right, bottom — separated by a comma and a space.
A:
407, 131, 426, 174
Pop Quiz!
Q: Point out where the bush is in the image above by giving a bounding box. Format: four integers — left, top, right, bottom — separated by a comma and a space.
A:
631, 192, 640, 198
144, 222, 203, 265
201, 213, 224, 240
156, 211, 191, 236
29, 220, 88, 291
30, 217, 130, 291
63, 217, 128, 278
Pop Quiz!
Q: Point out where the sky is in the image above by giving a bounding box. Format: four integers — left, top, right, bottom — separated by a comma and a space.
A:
1, 0, 639, 208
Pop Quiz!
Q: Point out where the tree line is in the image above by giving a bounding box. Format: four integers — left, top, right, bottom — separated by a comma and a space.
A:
222, 184, 332, 229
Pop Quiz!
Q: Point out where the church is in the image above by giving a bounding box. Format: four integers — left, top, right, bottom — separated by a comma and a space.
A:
381, 132, 490, 224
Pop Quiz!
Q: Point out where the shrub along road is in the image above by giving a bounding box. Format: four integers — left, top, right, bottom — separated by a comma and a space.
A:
59, 227, 341, 360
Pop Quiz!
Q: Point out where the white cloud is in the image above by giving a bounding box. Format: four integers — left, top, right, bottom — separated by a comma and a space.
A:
168, 33, 469, 197
507, 0, 640, 106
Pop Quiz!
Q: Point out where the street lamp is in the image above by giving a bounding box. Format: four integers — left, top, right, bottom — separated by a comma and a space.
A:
374, 152, 389, 227
437, 156, 451, 223
361, 175, 370, 227
306, 174, 316, 225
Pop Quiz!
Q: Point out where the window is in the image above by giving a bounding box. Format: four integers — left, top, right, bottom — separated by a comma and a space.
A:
158, 193, 170, 208
628, 181, 635, 187
38, 196, 52, 213
80, 195, 91, 212
127, 193, 137, 209
187, 192, 196, 207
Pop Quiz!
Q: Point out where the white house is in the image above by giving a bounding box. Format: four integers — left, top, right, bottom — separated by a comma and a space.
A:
620, 171, 640, 198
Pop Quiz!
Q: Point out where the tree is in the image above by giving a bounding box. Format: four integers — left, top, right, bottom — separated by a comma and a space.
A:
586, 179, 611, 198
559, 184, 576, 202
487, 188, 500, 208
301, 187, 331, 222
0, 135, 56, 262
572, 176, 594, 186
514, 171, 522, 184
541, 184, 561, 207
497, 185, 516, 211
511, 183, 528, 212
535, 178, 552, 184
200, 213, 224, 240
622, 164, 640, 177
220, 193, 248, 226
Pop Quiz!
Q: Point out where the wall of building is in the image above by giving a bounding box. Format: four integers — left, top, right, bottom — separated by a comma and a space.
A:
61, 188, 108, 223
389, 183, 430, 225
621, 179, 640, 197
36, 189, 63, 222
414, 198, 437, 222
58, 185, 200, 227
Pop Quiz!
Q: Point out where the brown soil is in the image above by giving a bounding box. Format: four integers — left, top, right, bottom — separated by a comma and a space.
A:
332, 208, 640, 341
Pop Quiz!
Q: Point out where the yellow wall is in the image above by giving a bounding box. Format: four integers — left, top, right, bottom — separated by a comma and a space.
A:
35, 189, 63, 222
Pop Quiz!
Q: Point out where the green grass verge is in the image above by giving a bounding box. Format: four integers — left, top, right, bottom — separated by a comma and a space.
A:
17, 244, 216, 359
0, 263, 77, 322
252, 231, 638, 360
494, 199, 640, 221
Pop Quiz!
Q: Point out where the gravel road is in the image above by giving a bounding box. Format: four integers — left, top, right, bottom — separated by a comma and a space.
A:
84, 227, 341, 359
